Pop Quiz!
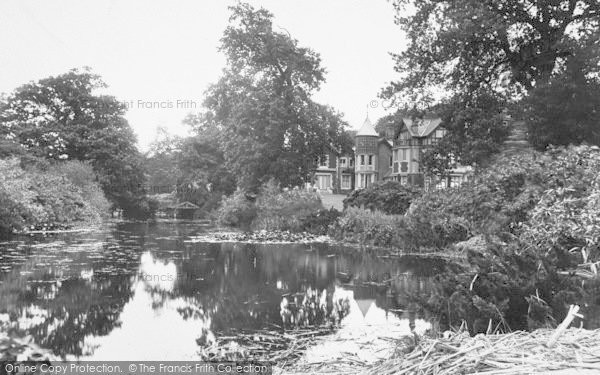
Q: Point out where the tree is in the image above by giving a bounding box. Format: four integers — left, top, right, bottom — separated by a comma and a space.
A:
144, 126, 182, 194
203, 3, 349, 191
385, 0, 599, 167
386, 0, 600, 99
167, 114, 235, 210
521, 41, 600, 149
421, 91, 510, 174
0, 68, 154, 218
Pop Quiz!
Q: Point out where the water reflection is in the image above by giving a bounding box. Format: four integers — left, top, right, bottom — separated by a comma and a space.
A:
0, 223, 444, 359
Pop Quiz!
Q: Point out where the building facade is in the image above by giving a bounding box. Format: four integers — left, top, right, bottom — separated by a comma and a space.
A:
310, 114, 471, 193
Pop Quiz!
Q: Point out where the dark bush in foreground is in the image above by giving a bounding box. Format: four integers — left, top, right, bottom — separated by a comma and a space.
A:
216, 180, 323, 231
329, 207, 405, 247
300, 208, 342, 235
216, 189, 258, 228
252, 181, 322, 231
405, 145, 600, 333
343, 181, 421, 215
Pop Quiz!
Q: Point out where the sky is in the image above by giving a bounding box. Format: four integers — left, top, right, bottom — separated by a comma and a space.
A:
0, 0, 407, 151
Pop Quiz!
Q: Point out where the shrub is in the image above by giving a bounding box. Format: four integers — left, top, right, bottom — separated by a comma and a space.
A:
0, 157, 110, 237
329, 207, 405, 247
518, 145, 600, 274
50, 160, 111, 219
216, 189, 257, 228
406, 145, 600, 333
343, 181, 420, 215
299, 208, 342, 235
252, 180, 323, 231
216, 180, 323, 231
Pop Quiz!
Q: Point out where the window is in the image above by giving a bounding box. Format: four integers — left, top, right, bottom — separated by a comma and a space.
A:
400, 162, 408, 173
341, 174, 351, 189
349, 158, 354, 167
393, 162, 399, 173
402, 149, 408, 161
360, 155, 365, 165
389, 156, 393, 167
340, 157, 347, 167
368, 155, 373, 165
400, 176, 407, 185
319, 155, 329, 167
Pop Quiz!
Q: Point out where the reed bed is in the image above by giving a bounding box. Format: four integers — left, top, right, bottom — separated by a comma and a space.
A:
367, 328, 600, 375
282, 306, 600, 375
281, 328, 600, 375
200, 327, 335, 365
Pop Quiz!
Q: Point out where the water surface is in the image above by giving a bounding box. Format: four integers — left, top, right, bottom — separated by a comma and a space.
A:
0, 222, 445, 360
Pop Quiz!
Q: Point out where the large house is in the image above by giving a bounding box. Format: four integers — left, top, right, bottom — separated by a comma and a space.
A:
311, 114, 471, 193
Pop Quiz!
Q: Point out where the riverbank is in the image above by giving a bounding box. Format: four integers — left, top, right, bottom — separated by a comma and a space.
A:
279, 326, 600, 374
186, 230, 331, 244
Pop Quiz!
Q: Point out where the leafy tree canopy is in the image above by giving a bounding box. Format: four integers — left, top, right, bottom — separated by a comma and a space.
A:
0, 68, 153, 218
203, 3, 350, 191
384, 0, 600, 168
386, 0, 600, 100
521, 41, 600, 149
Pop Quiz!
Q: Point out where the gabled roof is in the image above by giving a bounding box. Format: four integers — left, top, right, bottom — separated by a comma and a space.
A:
168, 201, 200, 209
402, 117, 443, 138
356, 116, 379, 137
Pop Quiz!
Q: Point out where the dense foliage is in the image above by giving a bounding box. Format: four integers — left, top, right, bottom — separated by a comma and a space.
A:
0, 158, 109, 237
216, 189, 258, 229
421, 92, 511, 174
406, 146, 600, 332
387, 0, 600, 98
330, 146, 600, 331
201, 3, 351, 191
0, 68, 154, 219
385, 0, 600, 170
299, 208, 342, 236
343, 181, 421, 215
522, 47, 600, 150
329, 207, 405, 248
216, 180, 323, 232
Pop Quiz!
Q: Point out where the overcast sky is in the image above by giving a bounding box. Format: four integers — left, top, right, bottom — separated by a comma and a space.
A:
0, 0, 407, 150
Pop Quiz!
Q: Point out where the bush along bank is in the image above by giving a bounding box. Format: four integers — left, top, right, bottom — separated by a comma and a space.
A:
215, 180, 341, 239
0, 157, 110, 238
327, 145, 600, 332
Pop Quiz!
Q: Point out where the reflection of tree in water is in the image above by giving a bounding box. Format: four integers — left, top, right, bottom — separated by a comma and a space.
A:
144, 243, 441, 338
143, 242, 342, 334
0, 232, 141, 357
279, 287, 350, 329
0, 222, 453, 359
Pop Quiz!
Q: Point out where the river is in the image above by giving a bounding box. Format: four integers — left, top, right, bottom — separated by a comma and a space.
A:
0, 222, 447, 361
